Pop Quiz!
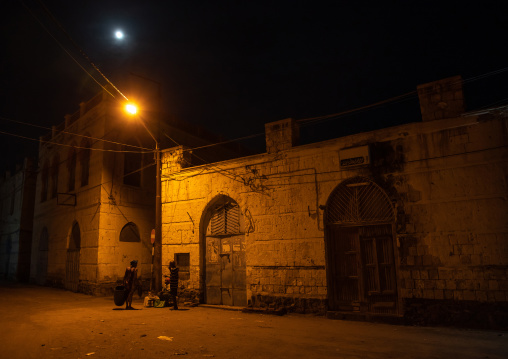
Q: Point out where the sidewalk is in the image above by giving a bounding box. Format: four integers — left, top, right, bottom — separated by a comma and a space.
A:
0, 282, 506, 359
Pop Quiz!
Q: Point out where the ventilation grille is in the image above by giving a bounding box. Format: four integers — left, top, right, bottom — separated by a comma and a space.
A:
327, 178, 394, 224
211, 202, 240, 235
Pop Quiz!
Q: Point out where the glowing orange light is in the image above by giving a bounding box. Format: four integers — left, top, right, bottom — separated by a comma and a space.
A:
125, 103, 138, 115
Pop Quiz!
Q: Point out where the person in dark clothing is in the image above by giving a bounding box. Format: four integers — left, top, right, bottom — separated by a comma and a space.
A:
123, 260, 138, 310
169, 261, 179, 310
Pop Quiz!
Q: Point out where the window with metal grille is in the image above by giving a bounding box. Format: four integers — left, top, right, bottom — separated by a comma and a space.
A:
326, 177, 394, 225
211, 201, 240, 235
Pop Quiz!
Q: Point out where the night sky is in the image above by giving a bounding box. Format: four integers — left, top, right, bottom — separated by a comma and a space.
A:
1, 1, 507, 173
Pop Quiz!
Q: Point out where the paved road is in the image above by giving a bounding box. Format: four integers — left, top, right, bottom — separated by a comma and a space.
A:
0, 282, 506, 359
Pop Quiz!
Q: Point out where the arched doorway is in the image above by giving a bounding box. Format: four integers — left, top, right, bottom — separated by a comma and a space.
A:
325, 177, 398, 314
118, 222, 150, 287
36, 228, 49, 285
65, 222, 81, 292
201, 195, 246, 306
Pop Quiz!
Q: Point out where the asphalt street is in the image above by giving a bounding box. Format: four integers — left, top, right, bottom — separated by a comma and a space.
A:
0, 281, 506, 359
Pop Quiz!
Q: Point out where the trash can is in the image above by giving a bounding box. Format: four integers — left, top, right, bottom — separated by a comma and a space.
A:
114, 285, 127, 306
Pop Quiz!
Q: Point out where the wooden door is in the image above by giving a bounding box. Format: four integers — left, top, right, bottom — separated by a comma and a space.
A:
327, 225, 361, 311
205, 235, 246, 306
327, 224, 397, 314
359, 225, 397, 314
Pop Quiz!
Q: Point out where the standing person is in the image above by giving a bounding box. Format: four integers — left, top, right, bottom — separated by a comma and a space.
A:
169, 261, 179, 310
123, 260, 138, 310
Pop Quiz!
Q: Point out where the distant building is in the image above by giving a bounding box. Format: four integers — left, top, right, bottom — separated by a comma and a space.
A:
0, 158, 36, 282
30, 88, 242, 294
161, 76, 508, 328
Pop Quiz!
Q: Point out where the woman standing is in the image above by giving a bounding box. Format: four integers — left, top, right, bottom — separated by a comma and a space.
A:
123, 260, 138, 310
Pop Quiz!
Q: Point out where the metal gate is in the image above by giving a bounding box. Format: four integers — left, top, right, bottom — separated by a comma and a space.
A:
325, 177, 398, 314
65, 249, 80, 292
204, 198, 246, 306
65, 222, 81, 292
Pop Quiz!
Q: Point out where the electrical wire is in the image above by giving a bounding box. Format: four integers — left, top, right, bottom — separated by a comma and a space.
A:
20, 0, 118, 100
0, 115, 152, 151
34, 0, 128, 101
0, 129, 152, 154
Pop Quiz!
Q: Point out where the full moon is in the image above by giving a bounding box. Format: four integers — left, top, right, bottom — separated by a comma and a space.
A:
115, 30, 124, 39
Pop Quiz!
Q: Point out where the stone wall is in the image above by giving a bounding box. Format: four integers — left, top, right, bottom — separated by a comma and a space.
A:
0, 159, 35, 282
30, 93, 156, 295
161, 111, 508, 325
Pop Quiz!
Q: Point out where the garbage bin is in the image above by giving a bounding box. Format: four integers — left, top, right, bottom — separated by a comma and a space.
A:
114, 285, 127, 306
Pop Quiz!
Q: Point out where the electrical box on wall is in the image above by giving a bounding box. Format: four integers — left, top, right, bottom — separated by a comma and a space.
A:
339, 145, 370, 168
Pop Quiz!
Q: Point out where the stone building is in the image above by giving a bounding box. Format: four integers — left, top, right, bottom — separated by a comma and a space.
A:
30, 88, 243, 294
0, 158, 36, 282
160, 76, 508, 327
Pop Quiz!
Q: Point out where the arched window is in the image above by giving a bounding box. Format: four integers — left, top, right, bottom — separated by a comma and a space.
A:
325, 176, 395, 225
80, 138, 91, 187
123, 138, 141, 187
120, 222, 141, 242
67, 146, 77, 192
41, 161, 49, 202
50, 154, 59, 198
69, 222, 81, 250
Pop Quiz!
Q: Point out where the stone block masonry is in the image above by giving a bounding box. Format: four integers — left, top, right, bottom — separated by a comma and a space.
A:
160, 84, 508, 327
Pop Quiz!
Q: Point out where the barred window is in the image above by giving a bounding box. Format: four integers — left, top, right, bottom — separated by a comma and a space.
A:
326, 177, 394, 225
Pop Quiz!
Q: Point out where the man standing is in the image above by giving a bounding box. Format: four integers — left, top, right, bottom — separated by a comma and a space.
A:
169, 261, 179, 310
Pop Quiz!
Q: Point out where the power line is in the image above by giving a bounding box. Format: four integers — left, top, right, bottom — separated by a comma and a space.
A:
20, 0, 124, 101
34, 0, 128, 101
0, 115, 152, 151
297, 90, 418, 126
0, 129, 152, 154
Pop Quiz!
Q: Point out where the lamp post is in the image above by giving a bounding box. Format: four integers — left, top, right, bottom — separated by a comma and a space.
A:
125, 100, 162, 292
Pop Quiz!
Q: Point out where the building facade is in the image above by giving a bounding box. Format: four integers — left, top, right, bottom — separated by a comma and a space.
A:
30, 89, 238, 295
160, 77, 508, 327
0, 159, 36, 282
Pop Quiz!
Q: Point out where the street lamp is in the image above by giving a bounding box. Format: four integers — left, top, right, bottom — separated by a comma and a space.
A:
125, 103, 137, 115
124, 101, 162, 293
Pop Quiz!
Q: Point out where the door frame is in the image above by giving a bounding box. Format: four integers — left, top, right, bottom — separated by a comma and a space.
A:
325, 222, 401, 315
324, 176, 402, 315
200, 194, 246, 306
